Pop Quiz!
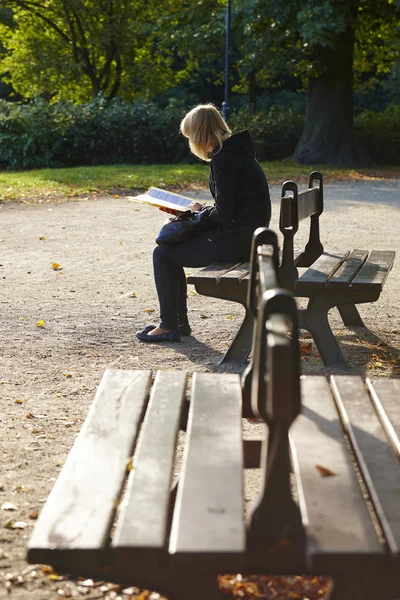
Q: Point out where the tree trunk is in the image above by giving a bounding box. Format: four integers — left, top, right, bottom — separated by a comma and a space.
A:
293, 24, 369, 167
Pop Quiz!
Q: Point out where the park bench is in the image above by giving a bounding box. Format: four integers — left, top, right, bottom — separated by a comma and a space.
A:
187, 172, 395, 368
279, 171, 395, 368
27, 229, 400, 600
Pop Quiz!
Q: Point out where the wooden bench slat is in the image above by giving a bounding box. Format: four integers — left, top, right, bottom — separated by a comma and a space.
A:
297, 187, 320, 222
169, 373, 245, 556
220, 262, 249, 281
28, 370, 152, 569
351, 250, 395, 291
331, 376, 400, 559
296, 251, 349, 291
112, 371, 187, 556
326, 249, 368, 288
367, 378, 400, 460
291, 376, 384, 570
186, 262, 241, 284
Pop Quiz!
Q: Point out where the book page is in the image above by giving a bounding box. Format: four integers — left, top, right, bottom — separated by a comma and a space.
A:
127, 187, 196, 212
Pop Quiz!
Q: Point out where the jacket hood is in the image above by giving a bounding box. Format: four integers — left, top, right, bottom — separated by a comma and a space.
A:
219, 130, 255, 158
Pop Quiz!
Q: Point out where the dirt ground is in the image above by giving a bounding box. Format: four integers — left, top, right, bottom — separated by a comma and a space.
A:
1, 180, 400, 599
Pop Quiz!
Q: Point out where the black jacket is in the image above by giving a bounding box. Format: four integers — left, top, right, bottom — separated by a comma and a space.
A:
205, 130, 271, 232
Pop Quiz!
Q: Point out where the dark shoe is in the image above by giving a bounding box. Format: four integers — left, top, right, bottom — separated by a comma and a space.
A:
143, 323, 191, 336
136, 328, 181, 343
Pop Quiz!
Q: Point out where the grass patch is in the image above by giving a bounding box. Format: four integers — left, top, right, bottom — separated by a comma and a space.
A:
0, 161, 399, 202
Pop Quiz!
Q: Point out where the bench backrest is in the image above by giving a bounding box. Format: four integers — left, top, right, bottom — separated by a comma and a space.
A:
242, 227, 300, 419
242, 228, 303, 547
279, 171, 324, 291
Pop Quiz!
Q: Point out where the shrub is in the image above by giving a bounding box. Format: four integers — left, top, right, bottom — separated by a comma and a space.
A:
0, 98, 189, 169
0, 98, 399, 169
355, 103, 400, 164
230, 104, 304, 161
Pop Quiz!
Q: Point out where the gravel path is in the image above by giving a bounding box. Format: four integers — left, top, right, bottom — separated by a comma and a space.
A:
0, 180, 399, 598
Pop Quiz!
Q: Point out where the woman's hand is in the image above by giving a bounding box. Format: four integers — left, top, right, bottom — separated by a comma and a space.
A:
188, 201, 204, 212
159, 201, 204, 215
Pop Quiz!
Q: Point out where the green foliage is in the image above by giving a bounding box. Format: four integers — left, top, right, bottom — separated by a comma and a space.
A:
233, 0, 400, 94
355, 103, 400, 163
231, 104, 304, 160
0, 0, 190, 102
0, 98, 190, 169
1, 97, 400, 170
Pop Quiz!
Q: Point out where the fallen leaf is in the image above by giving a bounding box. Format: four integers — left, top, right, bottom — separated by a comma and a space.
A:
51, 263, 61, 270
300, 342, 313, 354
226, 315, 233, 320
64, 373, 72, 378
114, 194, 120, 198
189, 290, 198, 295
29, 511, 38, 519
315, 465, 336, 477
1, 502, 18, 511
200, 314, 208, 319
41, 566, 54, 574
144, 308, 154, 314
129, 292, 137, 298
39, 236, 46, 241
36, 319, 45, 327
15, 399, 23, 405
120, 240, 124, 245
49, 574, 63, 581
126, 457, 133, 472
375, 361, 382, 367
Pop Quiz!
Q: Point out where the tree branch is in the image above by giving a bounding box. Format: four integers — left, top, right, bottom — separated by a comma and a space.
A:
7, 0, 71, 43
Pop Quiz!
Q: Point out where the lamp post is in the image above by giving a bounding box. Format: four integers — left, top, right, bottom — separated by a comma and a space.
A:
221, 0, 231, 123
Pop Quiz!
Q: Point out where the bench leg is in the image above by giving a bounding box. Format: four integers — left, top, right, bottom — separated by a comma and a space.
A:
300, 299, 350, 370
219, 307, 254, 365
337, 303, 365, 327
330, 573, 396, 600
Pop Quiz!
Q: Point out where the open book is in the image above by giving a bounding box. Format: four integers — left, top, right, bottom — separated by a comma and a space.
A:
127, 187, 196, 213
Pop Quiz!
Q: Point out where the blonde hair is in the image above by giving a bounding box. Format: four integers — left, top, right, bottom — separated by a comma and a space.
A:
180, 104, 231, 161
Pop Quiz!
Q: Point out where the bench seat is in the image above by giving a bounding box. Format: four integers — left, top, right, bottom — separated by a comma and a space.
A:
28, 370, 400, 600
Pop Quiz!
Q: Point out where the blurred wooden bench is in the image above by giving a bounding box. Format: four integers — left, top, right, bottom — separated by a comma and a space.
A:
187, 172, 395, 369
27, 229, 400, 600
279, 171, 395, 368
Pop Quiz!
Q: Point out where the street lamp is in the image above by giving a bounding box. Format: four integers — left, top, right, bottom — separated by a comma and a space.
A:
221, 0, 231, 123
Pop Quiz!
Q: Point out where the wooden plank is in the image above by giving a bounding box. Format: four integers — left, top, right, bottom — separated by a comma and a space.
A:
112, 371, 187, 557
186, 262, 241, 284
291, 376, 384, 571
297, 187, 320, 222
351, 250, 395, 291
296, 251, 349, 291
332, 376, 400, 560
28, 370, 152, 570
367, 378, 400, 460
169, 373, 245, 557
327, 249, 368, 288
220, 262, 249, 282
